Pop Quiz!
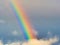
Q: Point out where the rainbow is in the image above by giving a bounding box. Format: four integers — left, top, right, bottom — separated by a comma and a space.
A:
10, 0, 36, 40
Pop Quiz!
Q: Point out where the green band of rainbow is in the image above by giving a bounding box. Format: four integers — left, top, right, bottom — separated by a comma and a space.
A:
10, 0, 36, 40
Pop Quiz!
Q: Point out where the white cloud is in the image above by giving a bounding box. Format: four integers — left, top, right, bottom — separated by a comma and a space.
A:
0, 36, 59, 45
47, 32, 51, 35
0, 20, 5, 24
5, 42, 21, 45
22, 36, 58, 45
12, 30, 19, 36
0, 40, 3, 45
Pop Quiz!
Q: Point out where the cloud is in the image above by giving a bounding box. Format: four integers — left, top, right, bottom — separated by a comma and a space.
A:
48, 32, 51, 35
5, 42, 21, 45
0, 20, 5, 24
0, 36, 59, 45
0, 40, 3, 45
12, 30, 19, 36
22, 36, 58, 45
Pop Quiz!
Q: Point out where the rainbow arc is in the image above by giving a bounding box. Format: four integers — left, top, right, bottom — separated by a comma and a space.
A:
10, 0, 36, 40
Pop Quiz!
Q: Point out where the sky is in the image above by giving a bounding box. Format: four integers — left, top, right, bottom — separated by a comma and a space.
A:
0, 0, 60, 45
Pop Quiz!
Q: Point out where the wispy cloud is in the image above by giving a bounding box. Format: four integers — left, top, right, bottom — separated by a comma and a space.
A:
0, 20, 6, 24
12, 30, 18, 36
12, 30, 20, 36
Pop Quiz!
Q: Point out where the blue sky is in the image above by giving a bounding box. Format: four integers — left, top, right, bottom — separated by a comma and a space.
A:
0, 0, 60, 45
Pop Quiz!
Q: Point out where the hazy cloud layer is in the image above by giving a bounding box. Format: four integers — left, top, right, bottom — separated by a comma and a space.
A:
0, 0, 60, 17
